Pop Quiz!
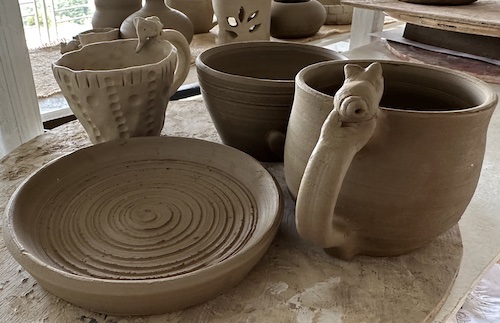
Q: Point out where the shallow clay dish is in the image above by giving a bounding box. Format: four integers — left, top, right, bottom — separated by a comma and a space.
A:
4, 137, 282, 315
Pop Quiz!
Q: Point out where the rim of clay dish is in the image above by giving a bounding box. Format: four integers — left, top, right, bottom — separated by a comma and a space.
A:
196, 41, 345, 86
53, 38, 174, 74
296, 59, 497, 114
4, 137, 283, 287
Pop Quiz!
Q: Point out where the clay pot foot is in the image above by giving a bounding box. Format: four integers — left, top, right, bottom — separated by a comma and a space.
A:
324, 245, 359, 260
266, 130, 286, 160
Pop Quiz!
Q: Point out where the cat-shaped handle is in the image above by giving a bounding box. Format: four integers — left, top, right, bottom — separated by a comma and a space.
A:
295, 63, 384, 255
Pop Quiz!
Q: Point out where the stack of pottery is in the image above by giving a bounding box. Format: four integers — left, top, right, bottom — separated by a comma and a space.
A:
270, 0, 326, 38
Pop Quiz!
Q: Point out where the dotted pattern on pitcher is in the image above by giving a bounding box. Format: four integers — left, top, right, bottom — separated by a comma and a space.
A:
56, 70, 102, 142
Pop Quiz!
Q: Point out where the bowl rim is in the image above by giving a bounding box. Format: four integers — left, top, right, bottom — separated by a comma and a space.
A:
195, 40, 346, 86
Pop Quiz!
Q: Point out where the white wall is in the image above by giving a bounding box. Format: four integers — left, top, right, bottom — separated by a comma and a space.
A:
0, 0, 43, 159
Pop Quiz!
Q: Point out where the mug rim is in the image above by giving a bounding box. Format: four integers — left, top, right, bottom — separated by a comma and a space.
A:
295, 59, 498, 114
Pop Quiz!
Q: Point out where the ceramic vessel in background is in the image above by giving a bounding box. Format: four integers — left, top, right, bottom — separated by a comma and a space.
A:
285, 60, 497, 260
318, 0, 353, 25
196, 41, 344, 161
92, 0, 142, 28
53, 17, 191, 144
270, 0, 326, 39
120, 0, 194, 43
78, 27, 120, 46
212, 0, 272, 44
4, 137, 283, 315
167, 0, 216, 34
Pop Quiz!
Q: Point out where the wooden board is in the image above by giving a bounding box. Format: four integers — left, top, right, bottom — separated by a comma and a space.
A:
385, 40, 500, 84
341, 0, 500, 37
0, 98, 463, 322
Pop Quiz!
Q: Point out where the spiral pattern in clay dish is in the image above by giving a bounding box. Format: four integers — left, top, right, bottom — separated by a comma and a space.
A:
35, 158, 257, 280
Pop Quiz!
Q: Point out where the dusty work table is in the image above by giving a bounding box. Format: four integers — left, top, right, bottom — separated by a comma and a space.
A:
0, 96, 476, 322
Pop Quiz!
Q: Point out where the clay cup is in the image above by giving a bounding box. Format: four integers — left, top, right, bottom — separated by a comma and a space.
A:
285, 60, 497, 259
196, 41, 344, 161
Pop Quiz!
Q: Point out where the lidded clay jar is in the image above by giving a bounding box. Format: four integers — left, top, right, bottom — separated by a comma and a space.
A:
270, 0, 326, 39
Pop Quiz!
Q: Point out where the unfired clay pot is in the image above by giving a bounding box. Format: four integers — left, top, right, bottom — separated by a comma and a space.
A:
167, 0, 216, 34
92, 0, 142, 28
212, 0, 272, 44
4, 137, 283, 315
196, 41, 345, 161
53, 17, 190, 144
120, 0, 194, 43
270, 0, 326, 39
284, 60, 497, 259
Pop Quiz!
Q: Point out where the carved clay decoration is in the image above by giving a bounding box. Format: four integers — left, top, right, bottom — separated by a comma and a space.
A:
212, 0, 272, 44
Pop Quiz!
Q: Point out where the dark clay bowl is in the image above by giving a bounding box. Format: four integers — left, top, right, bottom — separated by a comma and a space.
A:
196, 41, 345, 161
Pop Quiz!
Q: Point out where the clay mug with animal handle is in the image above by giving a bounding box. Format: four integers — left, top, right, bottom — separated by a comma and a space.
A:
284, 60, 497, 259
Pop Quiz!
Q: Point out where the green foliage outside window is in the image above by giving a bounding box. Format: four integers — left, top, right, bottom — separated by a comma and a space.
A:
54, 0, 91, 25
20, 0, 92, 27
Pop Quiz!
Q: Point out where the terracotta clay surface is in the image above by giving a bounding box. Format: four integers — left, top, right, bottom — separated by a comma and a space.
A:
270, 0, 327, 39
120, 0, 194, 43
196, 41, 345, 161
212, 0, 272, 44
0, 98, 464, 322
52, 18, 190, 144
285, 60, 497, 259
4, 135, 283, 315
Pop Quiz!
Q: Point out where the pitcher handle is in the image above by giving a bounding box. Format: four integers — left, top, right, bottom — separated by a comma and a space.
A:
160, 29, 191, 97
295, 62, 384, 249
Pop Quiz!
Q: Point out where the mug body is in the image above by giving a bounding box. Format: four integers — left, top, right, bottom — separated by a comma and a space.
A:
285, 60, 497, 257
53, 39, 176, 144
